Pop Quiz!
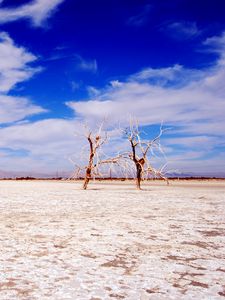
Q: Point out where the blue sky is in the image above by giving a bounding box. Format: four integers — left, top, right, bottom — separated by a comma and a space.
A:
0, 0, 225, 177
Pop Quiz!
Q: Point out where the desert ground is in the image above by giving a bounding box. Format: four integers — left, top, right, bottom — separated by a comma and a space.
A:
0, 179, 224, 300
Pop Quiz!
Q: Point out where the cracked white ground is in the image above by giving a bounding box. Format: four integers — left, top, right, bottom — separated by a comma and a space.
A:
0, 180, 225, 300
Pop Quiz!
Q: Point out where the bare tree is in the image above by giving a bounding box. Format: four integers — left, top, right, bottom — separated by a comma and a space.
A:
71, 123, 120, 189
123, 120, 169, 189
70, 120, 168, 190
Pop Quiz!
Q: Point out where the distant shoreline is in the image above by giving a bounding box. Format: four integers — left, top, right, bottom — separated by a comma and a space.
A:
0, 177, 225, 181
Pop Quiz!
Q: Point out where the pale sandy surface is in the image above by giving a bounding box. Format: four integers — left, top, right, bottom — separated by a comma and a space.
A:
0, 180, 225, 300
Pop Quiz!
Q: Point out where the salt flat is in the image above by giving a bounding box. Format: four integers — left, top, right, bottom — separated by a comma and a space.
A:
0, 180, 224, 300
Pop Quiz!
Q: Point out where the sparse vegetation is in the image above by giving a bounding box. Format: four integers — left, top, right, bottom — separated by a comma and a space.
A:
122, 119, 169, 189
70, 119, 169, 189
71, 122, 120, 189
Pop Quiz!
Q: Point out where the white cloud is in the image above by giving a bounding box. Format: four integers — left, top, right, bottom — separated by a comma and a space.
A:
76, 55, 98, 73
164, 136, 220, 150
204, 32, 225, 53
0, 118, 105, 174
0, 118, 77, 147
0, 95, 46, 124
165, 153, 225, 176
1, 31, 225, 176
65, 32, 225, 174
0, 32, 40, 93
87, 86, 101, 97
164, 21, 201, 40
0, 0, 65, 27
203, 31, 225, 67
67, 32, 225, 136
130, 64, 204, 87
0, 116, 223, 176
66, 71, 225, 135
0, 32, 46, 124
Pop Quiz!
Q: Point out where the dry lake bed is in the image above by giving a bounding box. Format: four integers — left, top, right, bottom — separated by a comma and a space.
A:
0, 179, 225, 300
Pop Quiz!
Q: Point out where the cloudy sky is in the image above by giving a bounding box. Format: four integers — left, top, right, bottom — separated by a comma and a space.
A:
0, 0, 225, 177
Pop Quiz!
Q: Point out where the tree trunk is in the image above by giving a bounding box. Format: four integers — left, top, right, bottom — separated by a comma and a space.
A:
83, 177, 90, 190
83, 167, 91, 190
83, 136, 94, 190
136, 163, 142, 190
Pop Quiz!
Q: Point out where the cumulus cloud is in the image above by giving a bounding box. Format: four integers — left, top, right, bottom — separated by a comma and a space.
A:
0, 31, 73, 175
0, 0, 65, 27
204, 32, 225, 52
66, 65, 225, 136
0, 32, 46, 124
203, 31, 225, 67
0, 95, 46, 124
0, 119, 93, 174
0, 32, 40, 93
0, 118, 77, 149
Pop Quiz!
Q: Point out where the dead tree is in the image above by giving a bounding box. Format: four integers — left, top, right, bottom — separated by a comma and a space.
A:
123, 120, 168, 189
83, 133, 99, 189
71, 123, 120, 189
